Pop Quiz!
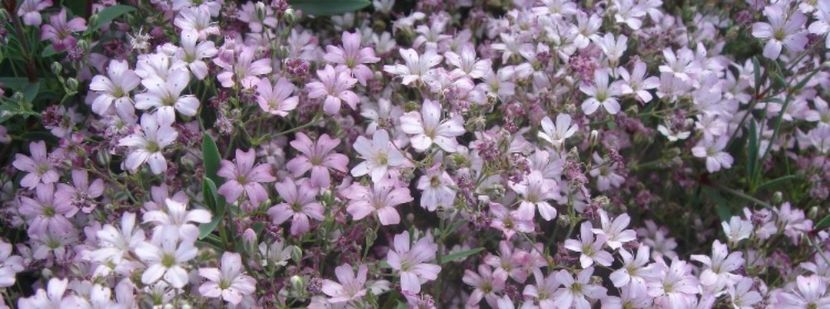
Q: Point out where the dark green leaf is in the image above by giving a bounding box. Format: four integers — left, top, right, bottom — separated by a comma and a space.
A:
757, 174, 800, 191
41, 45, 60, 58
202, 133, 222, 184
0, 78, 30, 92
64, 0, 89, 17
92, 5, 136, 31
289, 0, 370, 16
23, 82, 41, 103
794, 69, 819, 91
816, 215, 830, 230
747, 120, 758, 185
440, 247, 484, 264
751, 57, 761, 90
199, 177, 225, 239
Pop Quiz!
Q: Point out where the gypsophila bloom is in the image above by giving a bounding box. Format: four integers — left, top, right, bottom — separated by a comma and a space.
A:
752, 4, 808, 60
343, 179, 413, 226
692, 136, 734, 173
134, 227, 198, 288
89, 60, 141, 116
581, 69, 622, 115
255, 77, 299, 117
538, 114, 577, 148
285, 132, 348, 188
351, 129, 408, 182
13, 141, 59, 189
324, 31, 380, 85
16, 0, 52, 26
198, 252, 256, 305
384, 48, 443, 86
118, 114, 178, 175
386, 231, 441, 293
399, 99, 465, 152
39, 9, 86, 52
565, 221, 614, 268
218, 148, 277, 206
267, 179, 324, 236
307, 64, 360, 115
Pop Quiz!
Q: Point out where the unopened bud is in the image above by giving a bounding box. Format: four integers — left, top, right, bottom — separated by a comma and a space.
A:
66, 78, 79, 92
290, 275, 305, 291
290, 245, 303, 264
589, 130, 599, 146
51, 62, 63, 75
772, 191, 783, 204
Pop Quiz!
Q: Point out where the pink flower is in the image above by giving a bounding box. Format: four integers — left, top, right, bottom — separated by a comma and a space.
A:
552, 267, 608, 309
267, 179, 324, 236
89, 60, 141, 116
217, 148, 276, 206
13, 141, 59, 189
135, 68, 200, 125
564, 222, 614, 268
463, 264, 507, 307
510, 170, 561, 221
118, 114, 178, 175
255, 78, 299, 117
386, 231, 441, 293
581, 69, 622, 115
383, 48, 443, 86
198, 252, 256, 305
343, 180, 413, 226
56, 170, 104, 213
592, 211, 636, 249
322, 263, 387, 304
0, 240, 24, 288
523, 269, 560, 308
17, 278, 70, 308
752, 4, 808, 60
40, 9, 86, 51
134, 227, 198, 288
174, 6, 220, 40
285, 133, 348, 188
351, 129, 408, 182
647, 258, 700, 308
215, 47, 272, 89
19, 183, 77, 235
237, 1, 277, 32
16, 0, 52, 26
775, 275, 830, 308
415, 164, 456, 211
306, 65, 359, 115
490, 203, 535, 240
324, 31, 380, 85
691, 136, 733, 173
399, 99, 465, 152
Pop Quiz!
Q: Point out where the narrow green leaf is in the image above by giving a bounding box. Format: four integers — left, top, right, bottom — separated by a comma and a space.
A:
199, 177, 225, 239
440, 247, 484, 264
202, 133, 222, 184
23, 82, 41, 103
816, 215, 830, 230
757, 174, 800, 191
751, 57, 761, 89
92, 5, 136, 31
793, 69, 819, 91
0, 78, 30, 92
41, 46, 60, 58
747, 120, 758, 186
288, 0, 370, 16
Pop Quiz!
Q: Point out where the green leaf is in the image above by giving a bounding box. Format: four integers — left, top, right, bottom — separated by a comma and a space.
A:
816, 215, 830, 230
199, 177, 225, 239
0, 78, 30, 92
440, 247, 484, 264
747, 120, 759, 186
757, 174, 800, 191
92, 5, 136, 31
751, 57, 761, 90
41, 45, 60, 58
288, 0, 370, 16
64, 0, 89, 17
202, 133, 222, 184
23, 82, 41, 103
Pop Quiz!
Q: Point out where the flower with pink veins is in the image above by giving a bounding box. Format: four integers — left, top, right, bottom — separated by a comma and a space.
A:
774, 275, 830, 308
56, 169, 104, 213
215, 47, 272, 89
444, 45, 491, 79
400, 99, 465, 152
387, 231, 441, 293
306, 64, 359, 115
16, 0, 52, 26
752, 4, 808, 60
134, 227, 198, 289
564, 222, 614, 268
592, 210, 637, 249
553, 267, 608, 309
19, 183, 77, 235
217, 148, 276, 206
198, 252, 256, 305
39, 9, 86, 51
510, 170, 560, 221
580, 69, 622, 115
118, 114, 178, 175
343, 180, 413, 226
174, 6, 220, 40
168, 29, 218, 80
383, 48, 443, 86
285, 132, 348, 189
351, 129, 408, 182
324, 31, 380, 85
463, 264, 508, 307
255, 77, 299, 117
267, 179, 324, 236
88, 212, 145, 272
89, 60, 141, 116
13, 140, 59, 189
135, 68, 199, 125
322, 263, 389, 304
523, 269, 561, 308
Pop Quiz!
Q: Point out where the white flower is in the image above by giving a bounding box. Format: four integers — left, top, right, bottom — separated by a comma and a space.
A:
143, 198, 211, 242
118, 114, 178, 175
581, 69, 622, 115
722, 215, 753, 243
592, 211, 636, 249
399, 99, 465, 152
135, 68, 200, 125
134, 227, 198, 288
198, 252, 256, 305
89, 60, 140, 116
565, 222, 614, 268
538, 114, 577, 148
691, 136, 734, 173
383, 48, 443, 85
351, 129, 408, 182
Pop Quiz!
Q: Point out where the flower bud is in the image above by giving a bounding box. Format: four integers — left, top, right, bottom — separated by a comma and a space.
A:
772, 191, 783, 204
589, 130, 599, 146
65, 78, 79, 93
51, 62, 63, 75
290, 245, 303, 264
290, 275, 305, 291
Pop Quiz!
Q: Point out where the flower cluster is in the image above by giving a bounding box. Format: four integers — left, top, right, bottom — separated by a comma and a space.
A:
0, 0, 829, 308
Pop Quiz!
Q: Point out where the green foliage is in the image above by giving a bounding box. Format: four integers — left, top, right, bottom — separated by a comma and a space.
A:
288, 0, 371, 16
91, 5, 136, 31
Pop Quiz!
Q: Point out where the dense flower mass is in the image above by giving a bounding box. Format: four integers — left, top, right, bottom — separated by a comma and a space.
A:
0, 0, 829, 308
